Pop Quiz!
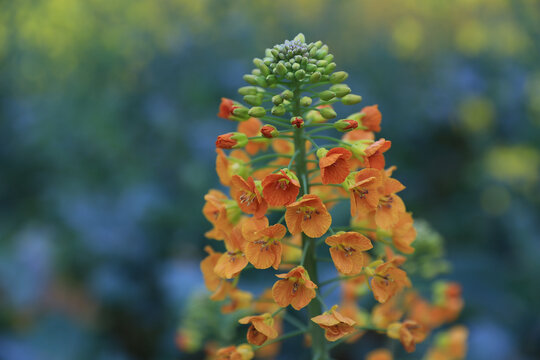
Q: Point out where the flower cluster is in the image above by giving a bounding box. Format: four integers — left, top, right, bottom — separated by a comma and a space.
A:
199, 34, 466, 359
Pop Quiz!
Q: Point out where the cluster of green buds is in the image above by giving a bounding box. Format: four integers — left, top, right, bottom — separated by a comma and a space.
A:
237, 34, 362, 125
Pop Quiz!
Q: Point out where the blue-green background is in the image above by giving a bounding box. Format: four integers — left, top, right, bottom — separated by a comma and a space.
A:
1, 1, 539, 359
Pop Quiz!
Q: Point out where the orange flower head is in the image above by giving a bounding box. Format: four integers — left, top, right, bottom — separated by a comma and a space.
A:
371, 297, 404, 329
200, 246, 222, 292
221, 288, 253, 314
217, 98, 242, 120
215, 149, 250, 187
363, 138, 391, 169
216, 132, 248, 149
388, 320, 428, 353
359, 105, 382, 132
214, 225, 248, 279
391, 212, 416, 254
285, 194, 332, 238
291, 116, 304, 128
261, 124, 279, 138
203, 190, 238, 240
244, 222, 286, 270
333, 119, 358, 132
325, 232, 373, 275
261, 169, 301, 207
374, 173, 406, 229
366, 349, 393, 360
239, 313, 278, 346
311, 305, 356, 341
371, 262, 411, 303
215, 344, 254, 360
272, 266, 317, 310
319, 147, 353, 185
238, 117, 268, 155
231, 175, 268, 218
348, 168, 383, 217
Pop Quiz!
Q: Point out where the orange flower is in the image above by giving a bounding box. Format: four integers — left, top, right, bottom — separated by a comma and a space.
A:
311, 305, 356, 341
231, 175, 268, 218
359, 105, 382, 132
216, 132, 248, 149
244, 222, 286, 270
261, 124, 279, 138
342, 129, 375, 142
363, 138, 391, 169
200, 246, 222, 292
215, 344, 254, 360
285, 194, 332, 238
366, 349, 393, 360
238, 117, 268, 155
272, 266, 317, 310
210, 279, 234, 301
391, 212, 416, 253
319, 147, 352, 184
217, 98, 240, 120
214, 225, 248, 279
221, 288, 253, 314
215, 149, 250, 187
238, 313, 278, 346
374, 172, 406, 229
371, 297, 404, 329
348, 168, 383, 217
425, 326, 468, 360
339, 302, 370, 343
203, 190, 238, 240
261, 169, 300, 206
325, 232, 373, 275
371, 262, 411, 303
388, 320, 427, 353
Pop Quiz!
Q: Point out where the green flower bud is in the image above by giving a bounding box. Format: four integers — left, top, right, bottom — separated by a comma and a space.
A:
252, 68, 261, 76
334, 119, 359, 132
255, 76, 267, 87
265, 74, 277, 85
314, 40, 323, 48
271, 104, 286, 116
243, 74, 258, 85
275, 62, 287, 76
316, 147, 329, 159
316, 47, 328, 59
238, 86, 259, 96
285, 72, 294, 80
281, 90, 293, 101
329, 84, 351, 97
292, 63, 300, 71
293, 33, 305, 43
295, 69, 306, 80
342, 94, 363, 105
319, 90, 336, 101
300, 96, 312, 107
324, 62, 337, 74
248, 106, 266, 118
309, 46, 318, 57
324, 54, 334, 62
330, 71, 349, 84
320, 107, 337, 119
316, 60, 328, 67
272, 95, 283, 105
306, 63, 317, 72
309, 71, 321, 83
232, 106, 249, 119
244, 94, 262, 106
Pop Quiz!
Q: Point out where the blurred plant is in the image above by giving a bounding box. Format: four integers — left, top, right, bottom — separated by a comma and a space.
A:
191, 34, 467, 359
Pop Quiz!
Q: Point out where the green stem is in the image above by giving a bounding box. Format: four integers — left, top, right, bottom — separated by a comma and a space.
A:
291, 81, 329, 360
253, 329, 307, 350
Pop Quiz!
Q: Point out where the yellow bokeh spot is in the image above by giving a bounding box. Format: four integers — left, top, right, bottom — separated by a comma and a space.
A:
455, 20, 487, 55
480, 185, 511, 216
392, 18, 424, 58
485, 146, 540, 185
458, 96, 495, 133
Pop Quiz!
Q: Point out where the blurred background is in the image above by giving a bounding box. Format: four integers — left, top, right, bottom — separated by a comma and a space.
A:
1, 0, 539, 359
